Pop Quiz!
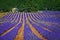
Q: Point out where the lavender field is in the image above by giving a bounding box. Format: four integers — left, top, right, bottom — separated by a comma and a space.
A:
0, 11, 60, 40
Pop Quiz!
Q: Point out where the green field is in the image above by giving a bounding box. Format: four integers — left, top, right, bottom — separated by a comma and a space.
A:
0, 0, 60, 12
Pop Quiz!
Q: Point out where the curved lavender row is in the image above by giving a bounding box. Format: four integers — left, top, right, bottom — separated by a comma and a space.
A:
24, 24, 41, 40
0, 13, 23, 40
27, 11, 60, 40
0, 23, 22, 40
1, 13, 17, 23
0, 13, 21, 34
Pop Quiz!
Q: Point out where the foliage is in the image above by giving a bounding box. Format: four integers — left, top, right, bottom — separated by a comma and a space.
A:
0, 0, 60, 12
